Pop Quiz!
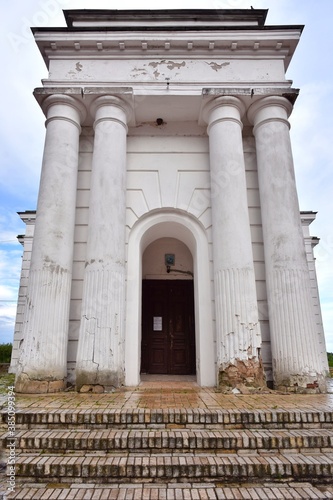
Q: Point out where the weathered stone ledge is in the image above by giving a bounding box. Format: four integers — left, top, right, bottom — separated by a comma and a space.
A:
2, 408, 333, 429
13, 452, 333, 483
3, 427, 333, 454
3, 482, 333, 500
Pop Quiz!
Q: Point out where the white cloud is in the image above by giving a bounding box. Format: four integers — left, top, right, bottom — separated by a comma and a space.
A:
0, 249, 22, 305
291, 83, 333, 170
0, 284, 19, 301
0, 303, 17, 344
0, 210, 25, 244
321, 302, 333, 353
0, 211, 24, 343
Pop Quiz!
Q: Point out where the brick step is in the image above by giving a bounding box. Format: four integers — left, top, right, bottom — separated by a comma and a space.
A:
5, 408, 333, 429
4, 428, 333, 453
13, 452, 333, 483
3, 482, 333, 500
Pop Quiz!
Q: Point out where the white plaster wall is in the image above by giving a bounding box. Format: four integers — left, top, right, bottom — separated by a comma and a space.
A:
143, 238, 193, 279
126, 134, 211, 224
9, 220, 35, 373
48, 58, 286, 85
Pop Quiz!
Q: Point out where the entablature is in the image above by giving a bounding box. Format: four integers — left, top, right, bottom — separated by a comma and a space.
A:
33, 85, 299, 128
34, 29, 301, 71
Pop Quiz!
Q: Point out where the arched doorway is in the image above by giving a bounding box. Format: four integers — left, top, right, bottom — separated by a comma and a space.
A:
124, 210, 215, 387
141, 238, 196, 375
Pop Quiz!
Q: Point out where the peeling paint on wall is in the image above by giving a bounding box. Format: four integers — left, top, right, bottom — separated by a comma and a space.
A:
149, 60, 186, 70
205, 61, 230, 72
132, 66, 148, 77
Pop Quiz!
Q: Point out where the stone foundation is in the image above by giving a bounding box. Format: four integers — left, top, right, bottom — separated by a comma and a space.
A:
15, 375, 65, 394
274, 372, 328, 394
218, 357, 266, 390
79, 384, 105, 393
75, 369, 124, 393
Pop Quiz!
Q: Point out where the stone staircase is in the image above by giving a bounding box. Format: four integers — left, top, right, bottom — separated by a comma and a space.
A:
1, 407, 333, 499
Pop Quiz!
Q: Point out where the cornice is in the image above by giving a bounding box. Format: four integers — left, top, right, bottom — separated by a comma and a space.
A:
34, 29, 301, 51
203, 87, 299, 105
32, 25, 304, 34
34, 28, 302, 73
33, 87, 135, 126
300, 211, 317, 226
17, 211, 36, 224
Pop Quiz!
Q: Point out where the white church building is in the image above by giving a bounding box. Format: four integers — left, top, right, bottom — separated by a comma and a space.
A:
10, 8, 329, 393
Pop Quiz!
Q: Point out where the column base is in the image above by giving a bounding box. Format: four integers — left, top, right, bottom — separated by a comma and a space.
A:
274, 373, 327, 394
15, 374, 66, 394
75, 369, 125, 393
218, 357, 266, 391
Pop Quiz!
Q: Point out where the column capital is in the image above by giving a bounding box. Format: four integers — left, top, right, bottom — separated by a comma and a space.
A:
42, 94, 86, 131
247, 95, 293, 132
202, 96, 246, 133
90, 95, 133, 132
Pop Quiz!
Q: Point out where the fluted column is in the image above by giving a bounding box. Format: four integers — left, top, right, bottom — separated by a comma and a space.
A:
248, 96, 327, 392
15, 95, 85, 393
76, 96, 132, 392
203, 96, 264, 388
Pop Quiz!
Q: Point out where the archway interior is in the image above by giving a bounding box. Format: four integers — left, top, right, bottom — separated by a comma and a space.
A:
141, 238, 196, 375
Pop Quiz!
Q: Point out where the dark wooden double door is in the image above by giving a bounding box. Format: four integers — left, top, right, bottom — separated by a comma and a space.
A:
141, 280, 196, 375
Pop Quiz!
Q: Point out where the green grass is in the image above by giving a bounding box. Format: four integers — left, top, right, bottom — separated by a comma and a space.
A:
0, 373, 15, 395
0, 343, 12, 363
328, 352, 333, 368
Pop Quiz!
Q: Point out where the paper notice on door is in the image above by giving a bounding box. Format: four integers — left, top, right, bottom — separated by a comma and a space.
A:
153, 316, 162, 331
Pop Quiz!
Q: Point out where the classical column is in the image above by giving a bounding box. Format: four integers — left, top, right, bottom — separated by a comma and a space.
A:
203, 96, 264, 388
15, 94, 85, 393
248, 96, 327, 392
75, 96, 132, 392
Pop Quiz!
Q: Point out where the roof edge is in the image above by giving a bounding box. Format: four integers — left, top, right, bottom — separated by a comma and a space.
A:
63, 8, 269, 28
31, 25, 305, 34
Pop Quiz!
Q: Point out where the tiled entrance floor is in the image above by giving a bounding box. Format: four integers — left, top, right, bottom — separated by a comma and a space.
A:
5, 375, 333, 412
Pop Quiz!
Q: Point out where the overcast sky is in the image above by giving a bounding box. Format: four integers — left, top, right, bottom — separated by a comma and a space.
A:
0, 0, 332, 353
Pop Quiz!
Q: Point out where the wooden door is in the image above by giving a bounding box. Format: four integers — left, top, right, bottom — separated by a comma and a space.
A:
141, 280, 196, 375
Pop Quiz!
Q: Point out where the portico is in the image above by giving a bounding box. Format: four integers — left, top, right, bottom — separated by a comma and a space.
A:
11, 8, 328, 393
